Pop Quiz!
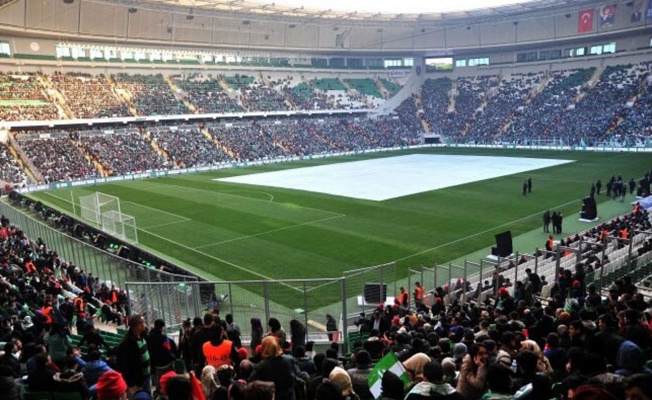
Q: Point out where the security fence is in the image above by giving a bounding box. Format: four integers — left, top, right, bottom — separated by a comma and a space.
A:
0, 200, 199, 291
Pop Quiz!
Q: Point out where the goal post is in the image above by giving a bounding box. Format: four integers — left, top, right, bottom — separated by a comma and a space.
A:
101, 210, 138, 244
76, 192, 138, 244
79, 192, 121, 226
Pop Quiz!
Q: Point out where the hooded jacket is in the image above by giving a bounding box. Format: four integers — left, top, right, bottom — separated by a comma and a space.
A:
406, 381, 464, 400
54, 369, 90, 399
82, 359, 112, 387
615, 340, 652, 377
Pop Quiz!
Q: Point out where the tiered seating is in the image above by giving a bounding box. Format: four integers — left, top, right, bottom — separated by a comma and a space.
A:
173, 74, 243, 113
613, 67, 652, 146
222, 75, 255, 90
501, 68, 595, 144
344, 78, 383, 98
380, 78, 401, 96
258, 119, 335, 156
80, 131, 168, 175
240, 80, 291, 111
113, 73, 187, 116
282, 82, 331, 110
0, 142, 29, 185
446, 76, 497, 141
420, 78, 452, 136
549, 65, 643, 146
18, 134, 98, 183
467, 72, 543, 143
50, 73, 131, 119
207, 123, 289, 161
394, 96, 422, 133
148, 126, 232, 167
311, 78, 346, 91
0, 72, 60, 121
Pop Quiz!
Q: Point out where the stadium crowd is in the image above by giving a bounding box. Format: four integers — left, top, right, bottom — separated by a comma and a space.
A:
0, 72, 61, 122
148, 127, 232, 168
0, 142, 29, 187
0, 198, 651, 400
18, 134, 99, 183
113, 74, 187, 116
80, 131, 168, 176
49, 73, 131, 119
173, 75, 244, 114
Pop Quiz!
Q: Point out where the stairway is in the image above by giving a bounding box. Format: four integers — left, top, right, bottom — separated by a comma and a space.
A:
447, 79, 457, 113
39, 75, 74, 119
7, 143, 38, 184
165, 76, 196, 113
413, 94, 430, 133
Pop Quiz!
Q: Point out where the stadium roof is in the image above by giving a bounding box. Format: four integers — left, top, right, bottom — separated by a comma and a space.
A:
112, 0, 594, 22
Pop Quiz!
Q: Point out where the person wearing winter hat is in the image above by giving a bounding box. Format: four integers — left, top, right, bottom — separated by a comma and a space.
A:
95, 370, 128, 400
453, 343, 467, 364
329, 367, 357, 399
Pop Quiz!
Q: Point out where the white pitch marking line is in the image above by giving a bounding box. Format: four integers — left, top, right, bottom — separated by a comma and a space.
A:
141, 219, 192, 230
138, 226, 302, 292
164, 182, 343, 218
122, 201, 191, 223
218, 190, 274, 203
391, 197, 583, 264
193, 214, 346, 249
40, 190, 299, 291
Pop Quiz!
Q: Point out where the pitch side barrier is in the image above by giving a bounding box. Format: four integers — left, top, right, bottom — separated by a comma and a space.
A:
0, 199, 199, 292
125, 278, 348, 346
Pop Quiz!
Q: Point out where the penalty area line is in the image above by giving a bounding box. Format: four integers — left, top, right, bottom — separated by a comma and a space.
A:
138, 227, 303, 292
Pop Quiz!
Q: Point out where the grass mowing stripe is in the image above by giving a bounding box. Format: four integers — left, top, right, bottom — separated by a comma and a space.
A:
138, 224, 303, 291
391, 197, 582, 264
193, 213, 346, 249
27, 148, 652, 295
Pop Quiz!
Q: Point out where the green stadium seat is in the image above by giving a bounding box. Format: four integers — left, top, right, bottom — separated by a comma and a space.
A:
52, 392, 83, 400
23, 391, 53, 400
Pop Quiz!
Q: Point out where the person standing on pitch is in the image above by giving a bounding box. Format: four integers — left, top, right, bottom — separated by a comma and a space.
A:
527, 178, 532, 193
543, 210, 551, 233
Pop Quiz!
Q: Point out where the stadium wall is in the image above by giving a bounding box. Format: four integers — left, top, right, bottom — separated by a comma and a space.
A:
0, 0, 650, 54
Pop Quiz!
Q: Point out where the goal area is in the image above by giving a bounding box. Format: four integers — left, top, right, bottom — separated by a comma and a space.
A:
77, 192, 138, 243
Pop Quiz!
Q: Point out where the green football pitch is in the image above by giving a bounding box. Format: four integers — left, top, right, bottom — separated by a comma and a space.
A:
28, 147, 652, 285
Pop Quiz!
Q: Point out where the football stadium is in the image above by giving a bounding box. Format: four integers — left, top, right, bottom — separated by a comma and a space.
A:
0, 0, 652, 398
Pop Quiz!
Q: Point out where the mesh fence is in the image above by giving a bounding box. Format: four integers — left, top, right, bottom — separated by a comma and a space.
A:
126, 278, 345, 342
0, 201, 197, 292
4, 199, 652, 350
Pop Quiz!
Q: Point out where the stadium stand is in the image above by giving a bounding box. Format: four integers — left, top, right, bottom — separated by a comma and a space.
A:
2, 1, 652, 398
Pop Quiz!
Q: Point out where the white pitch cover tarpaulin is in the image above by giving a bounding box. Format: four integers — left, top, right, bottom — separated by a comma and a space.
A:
216, 154, 574, 201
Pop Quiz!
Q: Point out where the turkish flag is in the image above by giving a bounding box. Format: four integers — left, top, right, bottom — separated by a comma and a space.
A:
578, 8, 594, 33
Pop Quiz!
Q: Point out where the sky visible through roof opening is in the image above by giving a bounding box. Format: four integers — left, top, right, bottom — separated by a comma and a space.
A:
260, 0, 534, 14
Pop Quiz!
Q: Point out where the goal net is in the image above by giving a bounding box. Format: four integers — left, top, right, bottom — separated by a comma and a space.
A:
101, 210, 138, 244
77, 192, 138, 244
79, 192, 121, 226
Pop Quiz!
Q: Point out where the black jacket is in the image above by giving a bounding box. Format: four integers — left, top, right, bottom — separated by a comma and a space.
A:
116, 330, 151, 387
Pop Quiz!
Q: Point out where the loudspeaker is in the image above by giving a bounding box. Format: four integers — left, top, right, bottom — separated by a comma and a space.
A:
73, 224, 84, 238
117, 245, 131, 259
364, 283, 387, 305
59, 215, 71, 227
494, 231, 513, 257
582, 196, 597, 219
95, 234, 107, 248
